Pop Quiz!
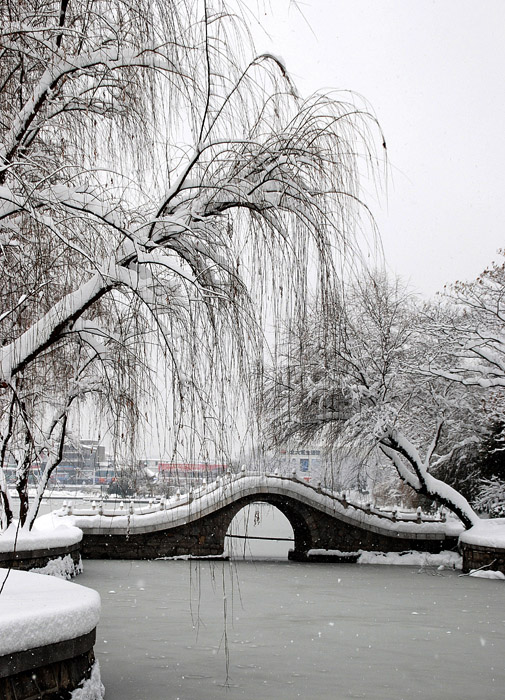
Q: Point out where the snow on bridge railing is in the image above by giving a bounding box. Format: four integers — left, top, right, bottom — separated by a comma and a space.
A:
54, 466, 447, 524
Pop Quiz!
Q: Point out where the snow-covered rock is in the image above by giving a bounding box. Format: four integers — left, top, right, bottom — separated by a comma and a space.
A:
469, 569, 505, 580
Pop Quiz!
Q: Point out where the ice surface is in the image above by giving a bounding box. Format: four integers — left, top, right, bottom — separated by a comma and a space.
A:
72, 504, 505, 700
76, 557, 505, 700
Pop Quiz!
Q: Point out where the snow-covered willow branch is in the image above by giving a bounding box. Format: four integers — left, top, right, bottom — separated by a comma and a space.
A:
0, 0, 383, 529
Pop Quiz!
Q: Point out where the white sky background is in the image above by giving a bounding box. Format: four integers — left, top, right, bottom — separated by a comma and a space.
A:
251, 0, 505, 297
77, 1, 505, 460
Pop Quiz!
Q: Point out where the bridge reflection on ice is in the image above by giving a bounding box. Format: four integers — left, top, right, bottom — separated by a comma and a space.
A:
225, 503, 294, 560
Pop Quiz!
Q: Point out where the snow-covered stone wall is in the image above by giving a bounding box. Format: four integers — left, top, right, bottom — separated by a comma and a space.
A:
0, 519, 83, 574
459, 518, 505, 574
0, 570, 101, 699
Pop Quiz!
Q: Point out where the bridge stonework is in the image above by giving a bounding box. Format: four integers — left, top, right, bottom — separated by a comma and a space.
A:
79, 481, 459, 560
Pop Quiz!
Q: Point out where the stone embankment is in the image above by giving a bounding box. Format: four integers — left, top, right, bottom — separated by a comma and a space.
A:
0, 520, 83, 576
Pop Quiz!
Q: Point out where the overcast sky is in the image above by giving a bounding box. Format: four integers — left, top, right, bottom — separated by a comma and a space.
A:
252, 0, 505, 296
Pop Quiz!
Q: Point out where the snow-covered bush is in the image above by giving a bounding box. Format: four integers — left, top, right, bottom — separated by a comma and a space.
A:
473, 477, 505, 517
31, 554, 83, 580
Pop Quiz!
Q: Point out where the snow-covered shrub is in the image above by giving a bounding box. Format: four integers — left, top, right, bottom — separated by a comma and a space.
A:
473, 477, 505, 517
31, 554, 83, 580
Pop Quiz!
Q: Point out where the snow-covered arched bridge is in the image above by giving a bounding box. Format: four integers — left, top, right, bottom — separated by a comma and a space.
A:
53, 472, 462, 560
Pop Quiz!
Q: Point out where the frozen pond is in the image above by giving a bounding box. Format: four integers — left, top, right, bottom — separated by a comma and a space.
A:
74, 504, 505, 700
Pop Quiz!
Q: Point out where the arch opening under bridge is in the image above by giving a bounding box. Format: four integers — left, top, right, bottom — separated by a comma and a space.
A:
225, 501, 298, 560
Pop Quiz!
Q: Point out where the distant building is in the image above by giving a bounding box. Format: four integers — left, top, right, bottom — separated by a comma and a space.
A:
153, 461, 227, 488
56, 439, 110, 484
276, 447, 323, 482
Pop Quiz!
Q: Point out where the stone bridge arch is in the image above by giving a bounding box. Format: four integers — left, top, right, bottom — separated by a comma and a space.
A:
77, 476, 459, 560
80, 490, 331, 560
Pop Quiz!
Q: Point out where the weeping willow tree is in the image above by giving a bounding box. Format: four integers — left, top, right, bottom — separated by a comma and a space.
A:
0, 0, 382, 530
260, 271, 491, 529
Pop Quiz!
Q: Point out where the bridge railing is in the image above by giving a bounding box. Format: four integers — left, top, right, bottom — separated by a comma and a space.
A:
54, 467, 448, 524
240, 469, 447, 524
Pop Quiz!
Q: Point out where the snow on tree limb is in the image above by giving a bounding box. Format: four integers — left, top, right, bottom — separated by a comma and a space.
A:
379, 429, 479, 528
261, 270, 499, 528
0, 0, 383, 529
0, 273, 111, 383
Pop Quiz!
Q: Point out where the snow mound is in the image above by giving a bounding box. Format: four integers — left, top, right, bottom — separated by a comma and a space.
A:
459, 518, 505, 549
469, 569, 505, 580
70, 660, 105, 700
356, 550, 462, 569
308, 549, 359, 557
0, 569, 100, 655
31, 553, 83, 579
0, 517, 82, 553
156, 554, 228, 561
